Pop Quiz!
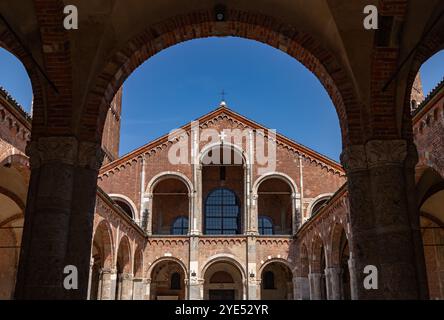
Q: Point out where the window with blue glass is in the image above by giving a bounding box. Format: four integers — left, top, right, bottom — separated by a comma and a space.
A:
205, 188, 240, 235
171, 216, 188, 235
258, 216, 274, 235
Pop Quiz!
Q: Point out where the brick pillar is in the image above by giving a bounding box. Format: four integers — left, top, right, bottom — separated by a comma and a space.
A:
14, 137, 103, 299
325, 267, 342, 300
293, 276, 310, 300
341, 140, 428, 299
308, 272, 323, 300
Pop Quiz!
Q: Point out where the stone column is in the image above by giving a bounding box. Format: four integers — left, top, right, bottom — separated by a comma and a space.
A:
249, 193, 259, 234
192, 165, 202, 234
293, 276, 310, 300
247, 236, 259, 300
188, 236, 201, 300
341, 140, 428, 299
143, 279, 151, 300
292, 193, 301, 234
132, 277, 146, 300
325, 267, 342, 300
120, 273, 134, 300
87, 258, 94, 300
308, 273, 323, 300
14, 137, 104, 299
100, 268, 117, 300
145, 193, 153, 235
348, 256, 358, 300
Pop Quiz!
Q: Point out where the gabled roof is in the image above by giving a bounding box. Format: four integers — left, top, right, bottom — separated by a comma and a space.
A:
99, 104, 345, 175
412, 77, 444, 122
0, 86, 32, 129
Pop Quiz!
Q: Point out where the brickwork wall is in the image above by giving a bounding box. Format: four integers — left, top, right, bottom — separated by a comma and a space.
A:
413, 83, 444, 177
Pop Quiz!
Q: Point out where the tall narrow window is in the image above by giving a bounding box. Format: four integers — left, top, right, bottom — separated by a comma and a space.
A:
258, 216, 274, 235
263, 271, 275, 289
171, 272, 181, 290
205, 188, 240, 235
171, 216, 188, 235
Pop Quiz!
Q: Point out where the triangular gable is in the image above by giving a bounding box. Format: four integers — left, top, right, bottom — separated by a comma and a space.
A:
99, 105, 345, 175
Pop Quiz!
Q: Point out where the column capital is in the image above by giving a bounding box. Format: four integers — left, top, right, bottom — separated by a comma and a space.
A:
341, 139, 409, 173
365, 140, 407, 168
26, 137, 104, 170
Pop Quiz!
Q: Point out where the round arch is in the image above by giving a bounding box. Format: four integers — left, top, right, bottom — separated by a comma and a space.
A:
133, 247, 144, 278
202, 255, 246, 301
259, 259, 294, 300
307, 194, 333, 216
148, 256, 188, 300
415, 167, 444, 207
258, 258, 295, 276
199, 142, 248, 166
109, 193, 139, 221
147, 257, 188, 280
116, 235, 132, 274
83, 9, 361, 147
252, 172, 298, 195
146, 171, 194, 194
201, 254, 247, 281
329, 222, 349, 267
92, 219, 115, 270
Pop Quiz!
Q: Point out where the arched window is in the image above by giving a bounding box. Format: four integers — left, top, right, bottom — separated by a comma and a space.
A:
258, 216, 274, 235
113, 199, 134, 218
171, 216, 188, 235
311, 198, 330, 216
205, 188, 240, 235
263, 271, 275, 289
170, 272, 181, 290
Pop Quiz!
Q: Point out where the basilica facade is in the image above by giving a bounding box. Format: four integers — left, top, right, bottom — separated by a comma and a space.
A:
0, 75, 443, 300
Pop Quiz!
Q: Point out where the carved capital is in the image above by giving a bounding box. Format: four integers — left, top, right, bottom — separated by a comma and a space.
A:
341, 140, 409, 172
25, 137, 104, 170
78, 141, 105, 171
26, 137, 78, 169
340, 145, 367, 173
365, 140, 407, 168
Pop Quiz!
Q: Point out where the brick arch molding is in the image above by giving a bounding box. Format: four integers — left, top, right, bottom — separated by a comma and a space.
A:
82, 9, 363, 147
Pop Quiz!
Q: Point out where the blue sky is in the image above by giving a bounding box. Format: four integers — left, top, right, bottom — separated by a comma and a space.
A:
0, 39, 443, 161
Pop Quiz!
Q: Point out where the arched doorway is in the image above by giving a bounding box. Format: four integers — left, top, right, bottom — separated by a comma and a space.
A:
0, 154, 28, 299
310, 236, 327, 300
416, 167, 444, 299
89, 221, 114, 300
260, 262, 293, 300
115, 236, 132, 300
204, 260, 244, 300
150, 259, 186, 300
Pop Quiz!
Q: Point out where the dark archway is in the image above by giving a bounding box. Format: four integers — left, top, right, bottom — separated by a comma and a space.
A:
150, 259, 187, 300
260, 262, 293, 300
